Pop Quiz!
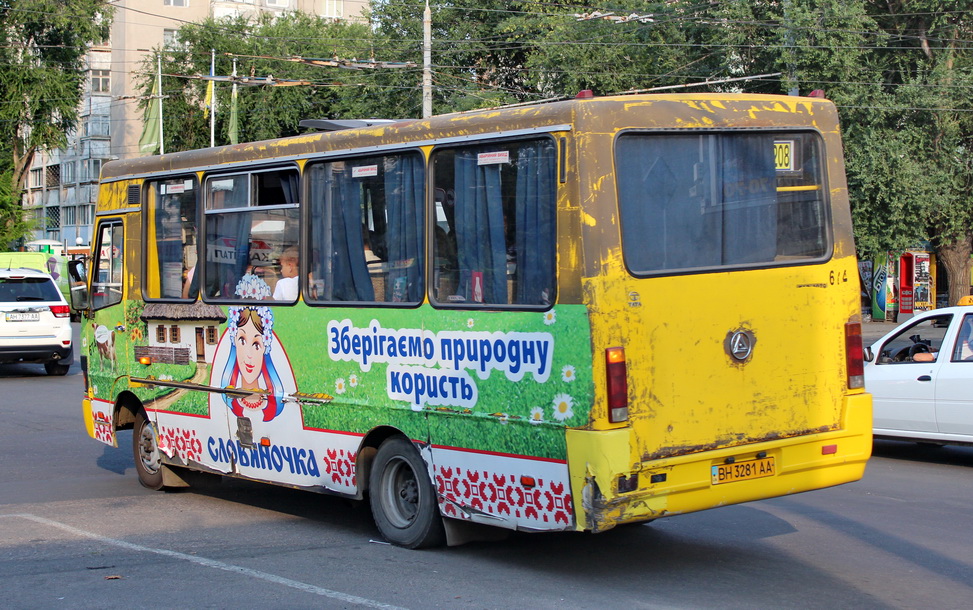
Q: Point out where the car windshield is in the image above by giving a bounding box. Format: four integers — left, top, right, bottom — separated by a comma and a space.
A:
0, 277, 62, 302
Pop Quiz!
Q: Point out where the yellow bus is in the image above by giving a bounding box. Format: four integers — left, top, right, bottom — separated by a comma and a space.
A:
69, 92, 871, 548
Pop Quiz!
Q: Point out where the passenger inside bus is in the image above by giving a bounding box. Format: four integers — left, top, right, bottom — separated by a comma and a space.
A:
272, 248, 299, 301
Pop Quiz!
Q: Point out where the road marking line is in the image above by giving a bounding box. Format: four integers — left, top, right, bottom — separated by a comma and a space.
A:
0, 513, 407, 610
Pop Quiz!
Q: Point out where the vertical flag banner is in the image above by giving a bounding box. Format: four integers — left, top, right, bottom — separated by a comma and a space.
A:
139, 75, 161, 155
229, 58, 239, 145
229, 82, 239, 145
203, 79, 214, 119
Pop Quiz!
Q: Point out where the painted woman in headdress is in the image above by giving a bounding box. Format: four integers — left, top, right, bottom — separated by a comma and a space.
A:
218, 273, 292, 422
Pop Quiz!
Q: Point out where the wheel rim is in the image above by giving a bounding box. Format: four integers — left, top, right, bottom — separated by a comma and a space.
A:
381, 456, 420, 528
137, 419, 162, 476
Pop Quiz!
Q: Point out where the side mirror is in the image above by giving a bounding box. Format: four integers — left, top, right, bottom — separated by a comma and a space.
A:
67, 259, 90, 313
863, 346, 874, 363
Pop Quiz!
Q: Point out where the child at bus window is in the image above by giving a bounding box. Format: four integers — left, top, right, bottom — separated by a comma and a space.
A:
272, 248, 299, 301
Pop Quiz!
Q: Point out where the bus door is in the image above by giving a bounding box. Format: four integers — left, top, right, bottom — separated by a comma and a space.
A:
88, 219, 129, 418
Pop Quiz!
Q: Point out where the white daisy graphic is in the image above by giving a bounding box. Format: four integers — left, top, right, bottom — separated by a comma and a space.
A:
543, 310, 557, 325
529, 406, 545, 425
561, 364, 576, 383
466, 318, 475, 328
349, 374, 359, 388
335, 378, 346, 394
552, 393, 574, 421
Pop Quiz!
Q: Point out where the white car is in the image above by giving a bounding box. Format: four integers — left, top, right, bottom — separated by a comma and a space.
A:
864, 306, 973, 447
0, 267, 73, 375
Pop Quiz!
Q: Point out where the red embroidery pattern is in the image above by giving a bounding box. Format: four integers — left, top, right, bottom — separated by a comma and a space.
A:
323, 448, 357, 490
159, 426, 203, 463
92, 410, 114, 444
436, 466, 573, 529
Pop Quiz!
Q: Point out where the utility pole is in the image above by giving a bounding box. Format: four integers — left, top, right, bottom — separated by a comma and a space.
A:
783, 0, 799, 95
157, 53, 165, 154
422, 0, 432, 118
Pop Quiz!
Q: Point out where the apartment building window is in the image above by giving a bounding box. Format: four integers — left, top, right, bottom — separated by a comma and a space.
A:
320, 0, 341, 18
83, 115, 110, 137
62, 161, 75, 184
80, 159, 102, 183
266, 0, 289, 7
46, 206, 61, 230
46, 165, 61, 187
164, 0, 188, 6
29, 168, 43, 189
163, 29, 181, 47
90, 69, 110, 94
79, 205, 94, 225
63, 206, 77, 226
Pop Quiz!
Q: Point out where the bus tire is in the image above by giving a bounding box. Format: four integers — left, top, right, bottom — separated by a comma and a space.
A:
133, 410, 165, 490
369, 436, 446, 549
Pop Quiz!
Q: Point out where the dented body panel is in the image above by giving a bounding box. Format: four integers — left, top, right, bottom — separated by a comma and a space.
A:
565, 95, 870, 531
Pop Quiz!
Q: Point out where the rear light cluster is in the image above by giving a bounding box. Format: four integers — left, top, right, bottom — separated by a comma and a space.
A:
845, 322, 864, 389
605, 347, 628, 423
50, 305, 71, 318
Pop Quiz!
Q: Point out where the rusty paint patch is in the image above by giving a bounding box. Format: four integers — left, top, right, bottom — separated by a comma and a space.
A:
640, 425, 837, 462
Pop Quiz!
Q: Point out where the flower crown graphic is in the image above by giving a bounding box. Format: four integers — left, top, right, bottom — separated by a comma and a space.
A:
228, 273, 274, 352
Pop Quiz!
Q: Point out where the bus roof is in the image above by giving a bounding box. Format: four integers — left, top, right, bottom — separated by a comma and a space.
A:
100, 92, 839, 183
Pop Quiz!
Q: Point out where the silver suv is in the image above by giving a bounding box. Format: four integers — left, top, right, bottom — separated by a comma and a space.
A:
0, 267, 73, 375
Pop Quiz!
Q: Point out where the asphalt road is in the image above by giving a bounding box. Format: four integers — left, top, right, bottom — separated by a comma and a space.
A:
1, 324, 971, 608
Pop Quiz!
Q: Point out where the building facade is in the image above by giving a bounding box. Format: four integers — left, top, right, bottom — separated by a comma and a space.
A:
23, 0, 367, 252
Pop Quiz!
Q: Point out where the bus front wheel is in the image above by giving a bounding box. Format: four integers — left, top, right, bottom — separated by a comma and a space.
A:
369, 436, 446, 549
133, 410, 164, 490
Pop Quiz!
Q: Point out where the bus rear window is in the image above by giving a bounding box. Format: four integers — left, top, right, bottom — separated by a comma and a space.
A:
615, 131, 830, 275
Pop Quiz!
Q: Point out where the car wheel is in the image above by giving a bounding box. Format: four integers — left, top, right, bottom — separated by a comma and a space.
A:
369, 436, 446, 549
133, 411, 165, 490
44, 360, 71, 376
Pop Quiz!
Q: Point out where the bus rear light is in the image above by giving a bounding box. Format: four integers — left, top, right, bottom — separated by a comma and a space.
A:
822, 444, 838, 455
845, 322, 864, 389
606, 347, 628, 423
520, 475, 536, 488
50, 305, 71, 318
138, 356, 152, 366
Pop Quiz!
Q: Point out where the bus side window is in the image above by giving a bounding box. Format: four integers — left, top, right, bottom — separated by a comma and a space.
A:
431, 139, 556, 307
91, 221, 124, 310
203, 168, 300, 302
306, 151, 425, 304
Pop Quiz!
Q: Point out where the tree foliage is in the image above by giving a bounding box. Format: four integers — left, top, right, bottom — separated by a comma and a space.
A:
142, 1, 973, 297
139, 12, 377, 152
0, 0, 112, 245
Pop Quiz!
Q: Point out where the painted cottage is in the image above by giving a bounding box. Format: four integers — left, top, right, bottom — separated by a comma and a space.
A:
138, 302, 226, 365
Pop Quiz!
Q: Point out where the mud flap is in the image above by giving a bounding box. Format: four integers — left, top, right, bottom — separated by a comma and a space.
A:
443, 517, 511, 546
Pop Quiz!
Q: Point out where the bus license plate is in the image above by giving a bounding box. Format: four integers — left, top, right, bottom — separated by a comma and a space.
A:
711, 457, 775, 485
5, 312, 40, 322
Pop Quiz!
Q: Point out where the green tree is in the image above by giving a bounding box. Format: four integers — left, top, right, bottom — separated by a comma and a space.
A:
139, 12, 384, 153
0, 0, 112, 245
843, 3, 973, 304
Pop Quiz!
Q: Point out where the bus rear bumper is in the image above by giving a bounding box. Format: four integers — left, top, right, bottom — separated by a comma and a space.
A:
566, 393, 872, 532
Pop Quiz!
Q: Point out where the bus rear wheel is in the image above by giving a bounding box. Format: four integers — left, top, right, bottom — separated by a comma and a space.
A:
369, 436, 446, 549
133, 410, 164, 490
